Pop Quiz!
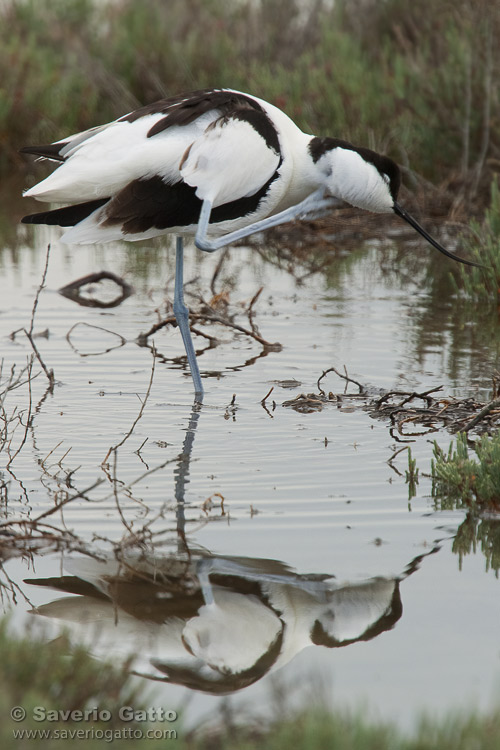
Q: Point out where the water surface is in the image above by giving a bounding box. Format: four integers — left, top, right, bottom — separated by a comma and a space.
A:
1, 211, 499, 731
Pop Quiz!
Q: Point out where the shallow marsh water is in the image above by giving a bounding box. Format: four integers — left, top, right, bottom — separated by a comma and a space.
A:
1, 205, 499, 732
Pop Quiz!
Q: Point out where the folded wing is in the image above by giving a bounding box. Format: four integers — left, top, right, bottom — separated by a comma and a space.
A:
22, 89, 283, 244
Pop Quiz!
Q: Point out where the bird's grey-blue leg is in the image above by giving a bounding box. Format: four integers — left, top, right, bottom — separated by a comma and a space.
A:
173, 236, 204, 400
195, 189, 339, 253
196, 559, 215, 606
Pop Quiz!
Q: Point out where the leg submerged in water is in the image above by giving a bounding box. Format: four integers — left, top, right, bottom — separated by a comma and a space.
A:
173, 236, 204, 400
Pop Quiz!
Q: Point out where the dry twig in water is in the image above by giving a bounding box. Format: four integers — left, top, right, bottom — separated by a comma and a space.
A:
317, 366, 365, 396
23, 244, 55, 389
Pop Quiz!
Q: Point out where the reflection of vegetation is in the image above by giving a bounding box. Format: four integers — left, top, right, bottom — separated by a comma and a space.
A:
0, 177, 38, 251
405, 448, 419, 501
452, 513, 500, 574
413, 180, 500, 386
397, 241, 500, 391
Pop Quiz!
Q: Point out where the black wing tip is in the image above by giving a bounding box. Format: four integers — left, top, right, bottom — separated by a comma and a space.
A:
21, 213, 38, 224
21, 212, 52, 225
20, 144, 66, 161
21, 199, 109, 228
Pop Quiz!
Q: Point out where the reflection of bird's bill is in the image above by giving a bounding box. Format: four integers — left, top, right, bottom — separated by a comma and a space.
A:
393, 201, 485, 269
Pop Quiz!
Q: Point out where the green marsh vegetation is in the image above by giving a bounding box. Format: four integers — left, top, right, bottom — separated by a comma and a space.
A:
432, 431, 500, 510
1, 617, 500, 749
0, 618, 168, 748
432, 432, 500, 573
453, 178, 500, 305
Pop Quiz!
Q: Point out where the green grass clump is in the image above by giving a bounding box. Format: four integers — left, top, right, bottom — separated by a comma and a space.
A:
453, 179, 500, 304
431, 431, 500, 573
431, 431, 500, 508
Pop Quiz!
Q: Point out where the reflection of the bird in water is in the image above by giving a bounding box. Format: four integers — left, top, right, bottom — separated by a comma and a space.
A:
25, 544, 436, 695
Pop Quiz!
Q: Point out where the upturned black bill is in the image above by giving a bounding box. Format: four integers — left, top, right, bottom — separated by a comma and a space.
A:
393, 202, 485, 269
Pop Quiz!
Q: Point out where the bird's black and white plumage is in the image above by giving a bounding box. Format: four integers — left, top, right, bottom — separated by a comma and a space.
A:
21, 88, 481, 398
21, 88, 400, 241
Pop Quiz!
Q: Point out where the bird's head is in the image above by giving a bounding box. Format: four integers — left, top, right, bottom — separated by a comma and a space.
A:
309, 137, 483, 268
310, 137, 399, 214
